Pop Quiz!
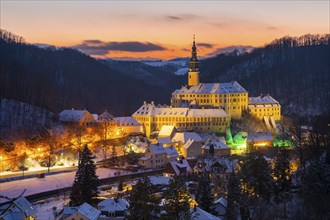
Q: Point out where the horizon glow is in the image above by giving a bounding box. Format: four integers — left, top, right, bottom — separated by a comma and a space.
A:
1, 1, 329, 59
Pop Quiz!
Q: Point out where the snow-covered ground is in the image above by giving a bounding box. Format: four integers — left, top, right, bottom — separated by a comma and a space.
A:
0, 168, 131, 204
34, 197, 68, 220
175, 67, 189, 76
0, 99, 54, 135
142, 60, 187, 67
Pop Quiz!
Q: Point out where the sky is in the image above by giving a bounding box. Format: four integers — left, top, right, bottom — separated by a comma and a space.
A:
1, 1, 329, 59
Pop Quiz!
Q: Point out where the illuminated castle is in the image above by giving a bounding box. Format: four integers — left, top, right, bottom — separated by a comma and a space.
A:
133, 37, 281, 137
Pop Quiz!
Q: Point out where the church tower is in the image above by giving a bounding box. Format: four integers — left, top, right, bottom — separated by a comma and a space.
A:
188, 35, 200, 86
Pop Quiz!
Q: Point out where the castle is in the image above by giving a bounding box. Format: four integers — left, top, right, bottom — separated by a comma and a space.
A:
133, 38, 281, 137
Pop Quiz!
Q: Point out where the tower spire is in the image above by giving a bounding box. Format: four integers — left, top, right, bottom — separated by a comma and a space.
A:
190, 34, 198, 71
188, 35, 200, 86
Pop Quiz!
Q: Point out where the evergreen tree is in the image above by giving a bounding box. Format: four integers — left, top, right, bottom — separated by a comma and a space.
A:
273, 148, 291, 218
240, 151, 274, 202
118, 180, 124, 192
196, 174, 214, 213
227, 172, 242, 220
273, 148, 291, 203
70, 145, 99, 206
163, 176, 191, 220
127, 177, 160, 220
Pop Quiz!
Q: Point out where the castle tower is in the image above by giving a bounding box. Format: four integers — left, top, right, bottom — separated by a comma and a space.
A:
188, 35, 200, 86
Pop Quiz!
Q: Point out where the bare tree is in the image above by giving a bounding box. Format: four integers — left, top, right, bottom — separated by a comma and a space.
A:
66, 123, 88, 165
97, 110, 114, 161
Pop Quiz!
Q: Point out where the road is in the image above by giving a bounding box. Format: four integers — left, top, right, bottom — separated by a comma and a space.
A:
0, 166, 77, 180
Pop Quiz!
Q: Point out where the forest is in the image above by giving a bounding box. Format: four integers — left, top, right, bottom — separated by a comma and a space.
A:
0, 30, 329, 125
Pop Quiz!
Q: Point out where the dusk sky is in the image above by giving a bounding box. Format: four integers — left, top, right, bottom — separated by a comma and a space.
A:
1, 1, 329, 59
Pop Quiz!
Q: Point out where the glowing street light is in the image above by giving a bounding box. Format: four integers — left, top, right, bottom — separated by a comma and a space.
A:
0, 156, 3, 173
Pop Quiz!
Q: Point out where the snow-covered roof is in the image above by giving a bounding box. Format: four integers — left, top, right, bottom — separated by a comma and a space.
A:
158, 125, 176, 138
0, 210, 25, 220
92, 114, 98, 121
172, 132, 203, 143
77, 202, 101, 220
202, 140, 230, 150
191, 207, 221, 220
63, 207, 78, 215
247, 132, 273, 142
248, 94, 280, 107
149, 144, 167, 155
98, 110, 114, 121
13, 197, 36, 217
114, 117, 141, 126
164, 146, 179, 158
98, 199, 129, 212
182, 139, 197, 150
59, 109, 88, 122
173, 81, 247, 95
194, 157, 237, 173
215, 197, 228, 208
248, 104, 280, 108
187, 109, 228, 118
148, 176, 170, 185
157, 137, 173, 144
164, 159, 193, 175
139, 157, 149, 161
132, 103, 228, 118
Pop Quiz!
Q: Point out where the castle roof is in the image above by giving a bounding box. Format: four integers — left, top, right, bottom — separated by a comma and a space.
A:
133, 103, 228, 118
248, 94, 280, 107
172, 81, 247, 95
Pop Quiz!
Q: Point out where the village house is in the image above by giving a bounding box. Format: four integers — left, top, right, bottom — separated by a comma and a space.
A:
59, 109, 96, 126
138, 143, 179, 169
194, 157, 238, 177
202, 140, 231, 156
182, 138, 202, 159
163, 159, 193, 177
97, 198, 129, 219
213, 197, 228, 218
113, 117, 143, 135
0, 197, 37, 220
190, 206, 221, 220
171, 131, 203, 144
62, 203, 100, 220
247, 132, 274, 149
